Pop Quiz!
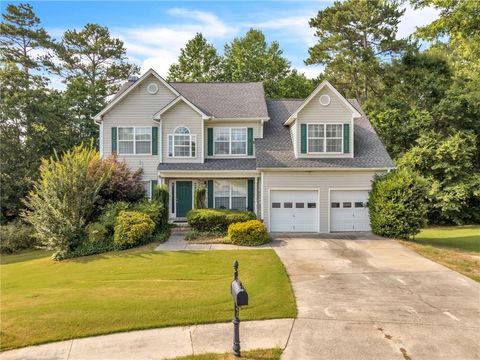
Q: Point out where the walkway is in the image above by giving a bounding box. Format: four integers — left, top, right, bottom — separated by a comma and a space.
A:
0, 319, 293, 360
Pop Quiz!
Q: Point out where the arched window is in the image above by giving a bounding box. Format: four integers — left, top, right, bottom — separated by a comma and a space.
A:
168, 126, 196, 157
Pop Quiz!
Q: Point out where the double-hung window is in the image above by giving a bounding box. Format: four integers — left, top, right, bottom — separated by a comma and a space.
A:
214, 180, 247, 210
168, 126, 196, 158
307, 124, 343, 153
118, 127, 152, 155
214, 128, 247, 156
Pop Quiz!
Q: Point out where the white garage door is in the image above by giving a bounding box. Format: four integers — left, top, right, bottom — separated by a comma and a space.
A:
270, 190, 318, 232
330, 190, 371, 232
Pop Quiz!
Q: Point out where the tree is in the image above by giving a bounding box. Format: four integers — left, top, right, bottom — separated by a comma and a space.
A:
222, 29, 290, 97
306, 0, 408, 102
167, 33, 222, 82
0, 3, 55, 80
55, 24, 139, 142
412, 0, 480, 77
269, 69, 318, 99
398, 131, 480, 224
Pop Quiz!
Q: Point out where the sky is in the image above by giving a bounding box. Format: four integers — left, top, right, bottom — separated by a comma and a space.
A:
2, 1, 440, 82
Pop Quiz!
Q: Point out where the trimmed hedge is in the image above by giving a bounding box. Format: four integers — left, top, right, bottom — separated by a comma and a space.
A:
227, 220, 270, 246
187, 209, 256, 232
369, 169, 428, 239
114, 211, 155, 249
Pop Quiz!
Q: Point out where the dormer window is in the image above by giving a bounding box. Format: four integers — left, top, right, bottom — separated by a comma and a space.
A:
307, 124, 343, 153
168, 126, 196, 158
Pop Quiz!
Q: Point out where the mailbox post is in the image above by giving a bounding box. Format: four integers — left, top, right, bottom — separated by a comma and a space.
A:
231, 260, 248, 357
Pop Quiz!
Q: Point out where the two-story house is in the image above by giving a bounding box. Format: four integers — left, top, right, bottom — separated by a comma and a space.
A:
94, 69, 393, 233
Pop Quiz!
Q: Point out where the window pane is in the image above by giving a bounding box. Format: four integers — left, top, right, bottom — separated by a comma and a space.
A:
326, 138, 342, 152
355, 202, 364, 208
326, 124, 342, 138
175, 127, 190, 134
168, 136, 173, 157
308, 124, 323, 138
135, 127, 151, 141
174, 146, 190, 157
214, 197, 229, 209
136, 141, 151, 154
231, 197, 246, 210
118, 128, 134, 141
214, 128, 229, 141
272, 202, 281, 208
142, 181, 151, 198
191, 136, 196, 157
214, 181, 230, 197
119, 141, 134, 154
343, 202, 352, 208
231, 128, 246, 141
308, 203, 316, 208
296, 203, 304, 208
308, 138, 324, 152
231, 142, 246, 155
331, 202, 340, 208
284, 202, 293, 208
231, 180, 247, 196
215, 141, 229, 155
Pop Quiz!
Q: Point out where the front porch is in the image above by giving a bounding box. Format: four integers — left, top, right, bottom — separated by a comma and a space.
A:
159, 173, 260, 220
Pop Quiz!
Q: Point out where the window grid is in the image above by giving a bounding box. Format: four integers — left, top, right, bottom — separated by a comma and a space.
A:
307, 124, 343, 154
168, 127, 196, 158
213, 128, 247, 156
118, 127, 151, 155
214, 180, 247, 210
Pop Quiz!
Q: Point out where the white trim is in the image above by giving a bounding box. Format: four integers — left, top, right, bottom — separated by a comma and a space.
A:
168, 126, 197, 158
117, 126, 152, 156
153, 95, 210, 120
94, 69, 180, 121
260, 172, 264, 220
283, 80, 362, 126
159, 171, 260, 179
213, 179, 248, 211
254, 176, 258, 215
171, 180, 194, 219
208, 117, 269, 122
201, 121, 205, 163
257, 167, 394, 172
267, 188, 320, 233
306, 123, 344, 155
327, 188, 370, 233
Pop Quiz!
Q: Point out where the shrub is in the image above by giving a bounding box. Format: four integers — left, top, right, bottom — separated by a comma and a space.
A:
90, 153, 145, 207
23, 144, 106, 260
187, 209, 256, 232
0, 221, 36, 254
194, 188, 206, 209
86, 222, 110, 244
132, 201, 166, 230
152, 184, 169, 226
369, 169, 428, 239
96, 201, 131, 234
114, 211, 155, 249
227, 220, 270, 246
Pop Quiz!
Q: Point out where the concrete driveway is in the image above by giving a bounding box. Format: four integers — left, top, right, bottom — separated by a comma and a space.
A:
272, 233, 480, 360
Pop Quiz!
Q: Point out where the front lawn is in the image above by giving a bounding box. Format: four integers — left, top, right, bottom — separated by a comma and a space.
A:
0, 245, 296, 350
401, 225, 480, 282
171, 348, 282, 360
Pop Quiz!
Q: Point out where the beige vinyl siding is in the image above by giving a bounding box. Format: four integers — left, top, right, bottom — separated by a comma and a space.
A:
205, 121, 262, 158
290, 121, 298, 158
296, 86, 353, 159
162, 102, 204, 163
262, 170, 385, 233
102, 74, 177, 178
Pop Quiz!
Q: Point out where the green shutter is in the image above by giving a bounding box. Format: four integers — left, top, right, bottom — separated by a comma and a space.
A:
207, 128, 213, 156
247, 128, 254, 156
207, 180, 214, 208
150, 180, 157, 199
343, 123, 350, 153
111, 127, 117, 153
247, 179, 254, 212
152, 126, 158, 155
300, 124, 307, 154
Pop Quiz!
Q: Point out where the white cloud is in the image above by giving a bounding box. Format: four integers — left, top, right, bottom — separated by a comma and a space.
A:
397, 4, 440, 38
114, 8, 237, 77
295, 65, 324, 79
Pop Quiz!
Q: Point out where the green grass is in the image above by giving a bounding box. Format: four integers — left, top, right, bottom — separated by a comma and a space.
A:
414, 225, 480, 252
170, 348, 282, 360
0, 246, 296, 351
401, 225, 480, 282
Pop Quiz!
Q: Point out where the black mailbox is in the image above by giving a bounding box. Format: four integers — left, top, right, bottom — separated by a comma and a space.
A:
231, 279, 249, 306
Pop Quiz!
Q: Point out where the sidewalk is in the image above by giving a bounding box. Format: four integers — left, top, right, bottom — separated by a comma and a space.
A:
0, 319, 294, 360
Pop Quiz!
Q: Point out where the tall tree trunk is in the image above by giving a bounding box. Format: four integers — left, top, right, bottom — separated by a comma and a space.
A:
363, 32, 368, 101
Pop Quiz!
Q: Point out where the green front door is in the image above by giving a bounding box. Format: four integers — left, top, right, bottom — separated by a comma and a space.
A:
176, 181, 193, 217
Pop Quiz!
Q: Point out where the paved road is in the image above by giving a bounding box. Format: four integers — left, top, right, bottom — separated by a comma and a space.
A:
273, 233, 480, 360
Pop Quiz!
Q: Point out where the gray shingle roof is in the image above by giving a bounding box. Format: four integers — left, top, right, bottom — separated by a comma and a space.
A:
158, 159, 257, 171
255, 99, 394, 169
170, 82, 269, 119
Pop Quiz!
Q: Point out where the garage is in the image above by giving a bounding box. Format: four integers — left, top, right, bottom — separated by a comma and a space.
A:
330, 190, 371, 232
270, 190, 318, 232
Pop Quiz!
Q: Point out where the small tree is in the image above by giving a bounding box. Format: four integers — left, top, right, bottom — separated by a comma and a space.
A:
369, 169, 428, 239
23, 144, 106, 259
194, 188, 206, 209
153, 184, 169, 225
